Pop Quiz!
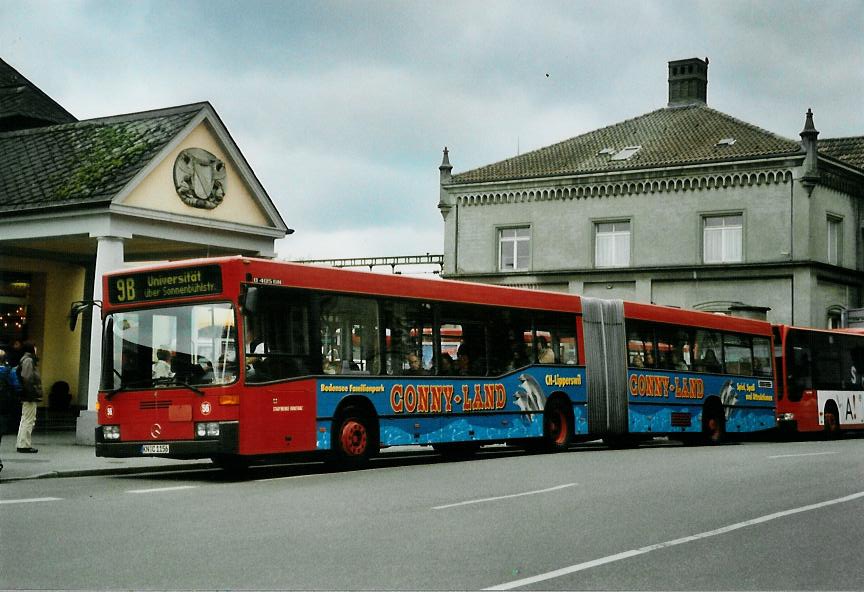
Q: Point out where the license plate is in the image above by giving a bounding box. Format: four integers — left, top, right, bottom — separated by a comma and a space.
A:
142, 444, 170, 454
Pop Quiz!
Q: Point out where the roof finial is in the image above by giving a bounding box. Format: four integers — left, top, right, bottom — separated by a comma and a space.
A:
440, 146, 452, 171
801, 107, 818, 135
799, 108, 819, 196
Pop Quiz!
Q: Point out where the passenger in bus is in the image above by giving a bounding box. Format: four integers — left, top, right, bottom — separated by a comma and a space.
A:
701, 349, 721, 373
631, 353, 645, 368
537, 337, 555, 364
439, 352, 455, 375
456, 343, 473, 375
152, 348, 173, 379
670, 350, 689, 371
405, 353, 426, 375
644, 352, 655, 368
508, 343, 530, 370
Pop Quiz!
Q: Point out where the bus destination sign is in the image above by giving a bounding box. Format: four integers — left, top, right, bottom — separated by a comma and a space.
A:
108, 265, 223, 304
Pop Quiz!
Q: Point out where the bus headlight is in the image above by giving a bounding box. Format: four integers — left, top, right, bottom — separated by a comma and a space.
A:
103, 425, 121, 440
196, 422, 221, 438
777, 413, 795, 422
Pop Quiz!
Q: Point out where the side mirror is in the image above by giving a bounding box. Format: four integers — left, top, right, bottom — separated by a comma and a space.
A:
243, 286, 259, 314
69, 300, 101, 331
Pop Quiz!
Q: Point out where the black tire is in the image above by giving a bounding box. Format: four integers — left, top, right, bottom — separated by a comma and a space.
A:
525, 398, 574, 453
823, 401, 841, 439
702, 400, 725, 444
332, 406, 379, 468
543, 398, 574, 452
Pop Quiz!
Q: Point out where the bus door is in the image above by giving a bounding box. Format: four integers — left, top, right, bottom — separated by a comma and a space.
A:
241, 286, 319, 455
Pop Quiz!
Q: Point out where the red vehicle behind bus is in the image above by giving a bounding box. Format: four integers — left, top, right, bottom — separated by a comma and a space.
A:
774, 324, 864, 435
88, 257, 776, 468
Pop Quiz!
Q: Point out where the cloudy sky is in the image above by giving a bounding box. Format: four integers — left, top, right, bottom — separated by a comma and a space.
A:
2, 0, 862, 264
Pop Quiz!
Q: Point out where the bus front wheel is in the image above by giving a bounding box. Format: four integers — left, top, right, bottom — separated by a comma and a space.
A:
333, 406, 379, 467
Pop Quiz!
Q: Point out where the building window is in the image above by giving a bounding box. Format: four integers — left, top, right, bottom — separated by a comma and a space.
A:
499, 227, 530, 272
595, 221, 631, 268
703, 214, 742, 264
827, 216, 841, 265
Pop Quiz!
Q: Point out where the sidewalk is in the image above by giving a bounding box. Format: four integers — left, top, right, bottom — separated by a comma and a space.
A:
0, 431, 211, 482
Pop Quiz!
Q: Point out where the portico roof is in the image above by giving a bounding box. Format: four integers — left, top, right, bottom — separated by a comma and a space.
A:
0, 103, 205, 214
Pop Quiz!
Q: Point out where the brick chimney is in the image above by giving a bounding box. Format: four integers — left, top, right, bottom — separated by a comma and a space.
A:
668, 57, 708, 107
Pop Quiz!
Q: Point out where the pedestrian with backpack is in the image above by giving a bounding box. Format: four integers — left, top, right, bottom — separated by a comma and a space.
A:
15, 341, 42, 454
0, 348, 24, 472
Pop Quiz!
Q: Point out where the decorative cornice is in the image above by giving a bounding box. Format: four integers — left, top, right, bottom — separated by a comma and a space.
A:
454, 168, 795, 206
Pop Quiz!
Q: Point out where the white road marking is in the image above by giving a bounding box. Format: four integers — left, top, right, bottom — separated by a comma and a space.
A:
126, 485, 198, 494
485, 490, 864, 590
255, 473, 326, 483
433, 483, 577, 510
768, 451, 840, 459
0, 497, 62, 505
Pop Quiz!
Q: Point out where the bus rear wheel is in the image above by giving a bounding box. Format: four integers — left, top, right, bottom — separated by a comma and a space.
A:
702, 401, 725, 444
543, 399, 573, 451
823, 402, 841, 439
333, 406, 378, 468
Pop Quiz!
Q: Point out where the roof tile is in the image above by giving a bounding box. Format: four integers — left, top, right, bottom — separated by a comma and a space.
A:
0, 104, 204, 213
450, 105, 804, 184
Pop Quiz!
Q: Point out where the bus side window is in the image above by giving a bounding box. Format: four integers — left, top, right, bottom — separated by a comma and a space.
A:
694, 330, 722, 373
752, 337, 772, 378
534, 312, 578, 365
722, 333, 752, 376
627, 321, 655, 368
486, 308, 532, 374
787, 331, 812, 402
381, 300, 433, 376
657, 327, 692, 372
319, 295, 379, 375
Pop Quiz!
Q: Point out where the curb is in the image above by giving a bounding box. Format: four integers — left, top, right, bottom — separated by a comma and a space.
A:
1, 462, 215, 483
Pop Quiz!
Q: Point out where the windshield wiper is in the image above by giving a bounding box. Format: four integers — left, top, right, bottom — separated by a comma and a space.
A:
106, 377, 205, 398
151, 376, 205, 396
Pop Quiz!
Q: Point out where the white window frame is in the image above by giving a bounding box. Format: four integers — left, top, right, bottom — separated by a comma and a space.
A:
498, 226, 531, 272
827, 216, 842, 266
595, 220, 631, 268
703, 214, 743, 264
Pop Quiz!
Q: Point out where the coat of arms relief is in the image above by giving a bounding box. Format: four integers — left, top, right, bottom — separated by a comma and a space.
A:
173, 148, 226, 209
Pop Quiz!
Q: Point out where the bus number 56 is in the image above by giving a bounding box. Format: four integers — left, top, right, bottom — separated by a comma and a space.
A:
116, 278, 136, 302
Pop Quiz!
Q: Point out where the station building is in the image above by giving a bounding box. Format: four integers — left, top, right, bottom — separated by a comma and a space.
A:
438, 58, 864, 328
0, 59, 289, 439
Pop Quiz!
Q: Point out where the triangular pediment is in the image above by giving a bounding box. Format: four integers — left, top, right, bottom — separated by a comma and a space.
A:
118, 112, 283, 231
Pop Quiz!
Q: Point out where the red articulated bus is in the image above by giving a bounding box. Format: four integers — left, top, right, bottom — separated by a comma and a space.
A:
773, 324, 864, 435
87, 257, 777, 469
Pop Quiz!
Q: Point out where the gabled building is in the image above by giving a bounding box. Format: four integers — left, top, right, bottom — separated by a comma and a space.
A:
438, 57, 864, 328
0, 59, 289, 439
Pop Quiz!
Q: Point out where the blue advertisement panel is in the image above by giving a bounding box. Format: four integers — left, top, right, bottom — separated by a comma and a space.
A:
627, 370, 775, 433
314, 366, 588, 450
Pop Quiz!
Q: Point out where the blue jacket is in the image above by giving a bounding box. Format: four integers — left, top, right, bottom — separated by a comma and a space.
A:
0, 363, 22, 397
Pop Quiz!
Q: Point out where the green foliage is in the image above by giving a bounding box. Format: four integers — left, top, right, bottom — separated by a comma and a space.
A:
54, 125, 154, 199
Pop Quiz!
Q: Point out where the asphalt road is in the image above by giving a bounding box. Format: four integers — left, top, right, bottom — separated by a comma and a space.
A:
2, 436, 863, 590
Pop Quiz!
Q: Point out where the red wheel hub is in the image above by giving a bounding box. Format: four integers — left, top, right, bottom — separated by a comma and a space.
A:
340, 419, 368, 456
548, 409, 569, 445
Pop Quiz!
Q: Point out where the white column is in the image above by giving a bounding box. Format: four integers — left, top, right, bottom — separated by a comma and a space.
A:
77, 236, 125, 444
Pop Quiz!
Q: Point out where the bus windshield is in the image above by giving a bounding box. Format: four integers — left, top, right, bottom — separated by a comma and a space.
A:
102, 302, 238, 391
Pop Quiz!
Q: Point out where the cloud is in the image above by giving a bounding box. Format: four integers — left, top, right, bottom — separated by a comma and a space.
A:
2, 0, 862, 265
